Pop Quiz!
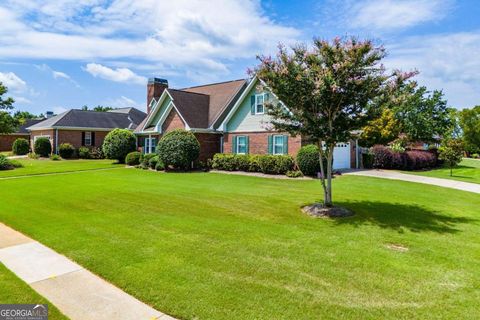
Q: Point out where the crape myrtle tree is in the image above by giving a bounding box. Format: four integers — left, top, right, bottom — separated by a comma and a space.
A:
253, 37, 413, 207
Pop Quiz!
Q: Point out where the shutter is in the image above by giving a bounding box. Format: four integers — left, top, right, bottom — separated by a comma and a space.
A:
232, 136, 237, 154
91, 132, 96, 146
250, 95, 255, 115
81, 132, 85, 146
267, 135, 273, 154
245, 136, 249, 154
283, 135, 288, 154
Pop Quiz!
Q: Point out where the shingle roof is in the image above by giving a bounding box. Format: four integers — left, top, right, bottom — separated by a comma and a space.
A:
168, 89, 210, 128
17, 119, 44, 134
27, 108, 146, 131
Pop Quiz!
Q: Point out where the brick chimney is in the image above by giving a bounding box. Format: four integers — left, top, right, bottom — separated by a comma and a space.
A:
147, 78, 168, 114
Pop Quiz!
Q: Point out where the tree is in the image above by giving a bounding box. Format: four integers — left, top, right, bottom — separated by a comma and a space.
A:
0, 82, 16, 134
459, 106, 480, 154
13, 111, 39, 124
93, 105, 114, 112
102, 129, 136, 163
438, 139, 464, 176
254, 37, 410, 207
360, 108, 401, 147
157, 129, 200, 170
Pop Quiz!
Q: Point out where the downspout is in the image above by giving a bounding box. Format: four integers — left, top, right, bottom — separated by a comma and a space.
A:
55, 129, 59, 154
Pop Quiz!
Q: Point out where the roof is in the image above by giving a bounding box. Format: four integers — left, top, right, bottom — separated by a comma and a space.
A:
17, 119, 44, 134
168, 89, 210, 128
182, 79, 247, 127
27, 108, 146, 131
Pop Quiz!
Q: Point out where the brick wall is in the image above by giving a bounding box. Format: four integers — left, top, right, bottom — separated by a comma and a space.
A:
0, 134, 29, 152
195, 133, 221, 161
30, 130, 55, 152
162, 109, 186, 132
57, 130, 108, 150
223, 131, 302, 156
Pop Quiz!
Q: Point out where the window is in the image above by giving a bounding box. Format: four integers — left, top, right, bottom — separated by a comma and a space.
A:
84, 132, 92, 146
236, 136, 247, 154
255, 94, 264, 114
273, 135, 285, 155
34, 135, 50, 142
145, 137, 157, 154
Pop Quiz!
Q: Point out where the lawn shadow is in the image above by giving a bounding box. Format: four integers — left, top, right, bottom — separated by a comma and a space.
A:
332, 201, 476, 234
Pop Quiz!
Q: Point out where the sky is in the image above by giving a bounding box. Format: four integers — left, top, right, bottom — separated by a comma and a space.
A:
0, 0, 479, 115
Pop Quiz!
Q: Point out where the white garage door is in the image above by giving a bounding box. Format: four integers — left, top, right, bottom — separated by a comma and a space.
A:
333, 142, 351, 169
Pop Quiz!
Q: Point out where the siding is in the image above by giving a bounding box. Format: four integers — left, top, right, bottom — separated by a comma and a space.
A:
149, 95, 173, 128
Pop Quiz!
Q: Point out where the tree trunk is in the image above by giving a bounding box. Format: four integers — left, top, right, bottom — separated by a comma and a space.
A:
317, 140, 329, 206
325, 144, 334, 207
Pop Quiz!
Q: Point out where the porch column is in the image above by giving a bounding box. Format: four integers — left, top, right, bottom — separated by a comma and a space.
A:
148, 134, 152, 154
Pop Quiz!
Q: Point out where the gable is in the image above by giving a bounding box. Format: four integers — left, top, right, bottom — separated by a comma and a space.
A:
162, 108, 186, 132
149, 94, 173, 128
224, 78, 278, 132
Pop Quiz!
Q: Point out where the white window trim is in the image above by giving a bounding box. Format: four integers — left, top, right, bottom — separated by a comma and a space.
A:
84, 131, 92, 146
236, 136, 247, 154
255, 93, 265, 115
272, 135, 284, 155
34, 135, 51, 142
145, 137, 157, 154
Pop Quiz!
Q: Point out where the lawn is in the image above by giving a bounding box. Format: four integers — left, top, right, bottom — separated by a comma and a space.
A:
0, 158, 120, 178
0, 151, 12, 156
0, 263, 68, 319
404, 158, 480, 184
0, 162, 479, 319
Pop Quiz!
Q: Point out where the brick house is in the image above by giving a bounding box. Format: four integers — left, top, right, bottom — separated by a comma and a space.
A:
27, 108, 146, 154
136, 76, 358, 169
0, 119, 44, 152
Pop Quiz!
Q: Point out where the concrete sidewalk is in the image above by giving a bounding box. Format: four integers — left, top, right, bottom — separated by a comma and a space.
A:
0, 223, 175, 320
345, 169, 480, 194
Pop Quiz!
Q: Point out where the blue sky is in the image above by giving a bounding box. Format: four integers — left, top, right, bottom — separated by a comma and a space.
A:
0, 0, 479, 115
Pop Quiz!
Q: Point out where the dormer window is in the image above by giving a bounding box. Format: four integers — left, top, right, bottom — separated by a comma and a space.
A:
255, 94, 264, 114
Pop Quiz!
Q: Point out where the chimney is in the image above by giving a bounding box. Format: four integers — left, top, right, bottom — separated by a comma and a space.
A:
147, 78, 168, 114
46, 111, 54, 118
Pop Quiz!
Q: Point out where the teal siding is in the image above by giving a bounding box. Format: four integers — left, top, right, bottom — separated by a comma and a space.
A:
226, 79, 277, 132
149, 95, 172, 128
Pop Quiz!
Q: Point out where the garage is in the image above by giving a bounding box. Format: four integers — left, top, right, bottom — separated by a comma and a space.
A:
333, 142, 351, 169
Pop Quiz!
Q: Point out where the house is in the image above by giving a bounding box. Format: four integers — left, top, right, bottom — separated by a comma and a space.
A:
0, 119, 44, 152
136, 77, 358, 169
27, 108, 146, 153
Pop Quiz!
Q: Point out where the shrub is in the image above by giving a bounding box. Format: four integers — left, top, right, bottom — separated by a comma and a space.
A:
362, 153, 374, 169
286, 170, 303, 178
235, 154, 250, 171
58, 143, 75, 159
155, 160, 165, 171
148, 155, 160, 169
372, 145, 393, 169
405, 150, 437, 170
77, 146, 90, 159
472, 153, 479, 159
211, 154, 237, 171
34, 137, 52, 157
140, 153, 156, 167
275, 155, 295, 174
50, 154, 61, 161
12, 138, 29, 155
102, 129, 136, 163
0, 155, 13, 170
391, 151, 407, 169
125, 151, 141, 166
296, 145, 329, 176
248, 155, 262, 172
157, 129, 200, 170
8, 159, 23, 168
27, 152, 39, 159
89, 147, 104, 159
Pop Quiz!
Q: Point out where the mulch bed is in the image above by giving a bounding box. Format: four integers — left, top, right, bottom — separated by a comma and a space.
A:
302, 203, 354, 218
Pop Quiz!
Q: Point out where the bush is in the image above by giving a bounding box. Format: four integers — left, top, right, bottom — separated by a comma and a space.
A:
0, 155, 13, 170
371, 144, 438, 170
296, 145, 330, 176
362, 153, 374, 169
8, 159, 23, 168
372, 145, 393, 169
286, 170, 303, 178
274, 155, 295, 174
50, 154, 61, 161
89, 147, 104, 159
235, 154, 250, 171
77, 146, 90, 159
155, 160, 165, 171
248, 155, 262, 172
102, 129, 136, 163
34, 137, 52, 157
405, 150, 437, 170
12, 138, 29, 155
157, 130, 200, 170
28, 152, 39, 159
148, 155, 160, 169
472, 153, 479, 159
212, 154, 237, 171
125, 151, 141, 166
140, 153, 156, 167
212, 153, 294, 174
58, 143, 75, 159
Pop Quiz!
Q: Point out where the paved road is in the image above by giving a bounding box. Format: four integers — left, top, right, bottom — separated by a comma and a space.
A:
345, 169, 480, 194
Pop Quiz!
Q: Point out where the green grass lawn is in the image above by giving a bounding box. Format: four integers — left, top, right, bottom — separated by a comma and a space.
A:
404, 158, 480, 184
0, 162, 479, 319
0, 151, 12, 156
0, 263, 68, 319
0, 158, 120, 178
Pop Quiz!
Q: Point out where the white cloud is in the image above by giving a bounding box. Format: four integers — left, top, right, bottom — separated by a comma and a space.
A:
53, 106, 68, 114
12, 96, 31, 104
0, 0, 300, 77
106, 96, 143, 110
52, 70, 70, 80
84, 63, 147, 85
0, 71, 27, 92
333, 0, 452, 32
386, 31, 480, 109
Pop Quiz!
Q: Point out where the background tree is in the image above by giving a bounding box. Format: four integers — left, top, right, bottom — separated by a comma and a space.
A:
93, 105, 114, 112
0, 82, 16, 134
459, 106, 480, 155
360, 108, 401, 147
13, 111, 40, 125
254, 37, 411, 207
438, 139, 464, 176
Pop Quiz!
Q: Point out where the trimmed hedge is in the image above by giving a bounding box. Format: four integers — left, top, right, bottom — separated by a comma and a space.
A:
102, 129, 137, 163
212, 153, 294, 175
58, 143, 75, 159
125, 151, 141, 166
12, 138, 29, 155
371, 145, 438, 170
34, 137, 52, 157
77, 146, 90, 159
157, 129, 200, 170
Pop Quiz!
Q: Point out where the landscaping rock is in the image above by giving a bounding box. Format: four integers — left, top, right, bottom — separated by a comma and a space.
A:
302, 203, 354, 218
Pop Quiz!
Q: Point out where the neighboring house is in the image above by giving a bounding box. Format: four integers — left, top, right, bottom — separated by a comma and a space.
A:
27, 108, 146, 153
136, 76, 358, 169
0, 119, 44, 152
